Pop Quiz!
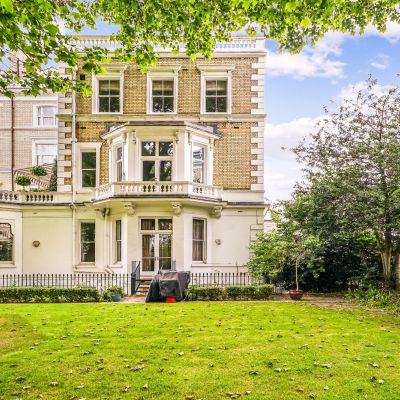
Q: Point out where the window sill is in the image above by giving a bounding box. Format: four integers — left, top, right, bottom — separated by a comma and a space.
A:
147, 111, 177, 115
92, 111, 123, 115
0, 262, 15, 268
108, 263, 123, 269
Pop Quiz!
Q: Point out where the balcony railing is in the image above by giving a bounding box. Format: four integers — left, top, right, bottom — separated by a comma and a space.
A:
73, 36, 265, 52
0, 191, 72, 204
95, 181, 222, 201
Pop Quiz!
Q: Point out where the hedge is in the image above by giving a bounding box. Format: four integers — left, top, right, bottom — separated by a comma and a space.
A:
186, 284, 273, 301
0, 287, 101, 303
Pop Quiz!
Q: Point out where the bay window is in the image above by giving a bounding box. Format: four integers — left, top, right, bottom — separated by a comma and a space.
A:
193, 145, 205, 184
116, 146, 123, 182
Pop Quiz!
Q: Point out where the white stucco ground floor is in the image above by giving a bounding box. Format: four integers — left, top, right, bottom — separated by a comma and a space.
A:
0, 197, 266, 276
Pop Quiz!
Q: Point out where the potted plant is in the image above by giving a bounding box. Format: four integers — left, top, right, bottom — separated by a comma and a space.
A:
289, 257, 304, 300
108, 286, 123, 302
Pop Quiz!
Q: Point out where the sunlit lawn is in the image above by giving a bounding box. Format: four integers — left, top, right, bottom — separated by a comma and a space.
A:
0, 302, 399, 399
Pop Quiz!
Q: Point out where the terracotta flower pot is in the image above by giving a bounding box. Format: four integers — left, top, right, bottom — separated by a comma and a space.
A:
289, 289, 304, 300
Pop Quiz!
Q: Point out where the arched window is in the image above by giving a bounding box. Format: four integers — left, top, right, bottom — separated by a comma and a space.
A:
0, 223, 13, 262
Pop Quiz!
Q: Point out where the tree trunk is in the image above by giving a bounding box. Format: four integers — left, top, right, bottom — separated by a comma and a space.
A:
380, 247, 392, 288
394, 253, 400, 290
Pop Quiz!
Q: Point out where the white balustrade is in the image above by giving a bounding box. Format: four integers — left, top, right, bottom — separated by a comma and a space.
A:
0, 191, 72, 204
95, 182, 222, 200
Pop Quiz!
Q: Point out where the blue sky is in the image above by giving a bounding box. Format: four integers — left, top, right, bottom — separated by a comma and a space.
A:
264, 23, 400, 202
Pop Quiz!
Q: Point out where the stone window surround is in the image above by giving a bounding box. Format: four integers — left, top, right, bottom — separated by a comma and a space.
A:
78, 220, 96, 265
192, 217, 207, 263
146, 65, 181, 115
76, 142, 102, 193
197, 64, 235, 115
32, 104, 58, 128
91, 66, 125, 115
31, 137, 57, 166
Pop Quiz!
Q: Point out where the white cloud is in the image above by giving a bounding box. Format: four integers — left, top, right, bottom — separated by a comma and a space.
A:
265, 32, 346, 79
364, 21, 400, 43
369, 53, 390, 70
336, 80, 394, 105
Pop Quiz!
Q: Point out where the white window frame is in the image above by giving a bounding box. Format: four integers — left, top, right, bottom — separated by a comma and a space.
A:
192, 218, 207, 263
76, 143, 101, 192
115, 145, 124, 182
192, 143, 207, 184
92, 68, 124, 115
33, 105, 57, 127
79, 220, 96, 264
146, 66, 180, 115
140, 140, 174, 182
31, 138, 57, 166
114, 219, 122, 264
198, 65, 235, 115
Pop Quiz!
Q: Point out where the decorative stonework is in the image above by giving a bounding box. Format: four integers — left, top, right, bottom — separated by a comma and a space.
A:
171, 202, 183, 215
210, 206, 223, 218
123, 202, 136, 216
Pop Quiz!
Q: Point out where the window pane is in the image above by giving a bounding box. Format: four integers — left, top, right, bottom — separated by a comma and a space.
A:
99, 97, 109, 112
82, 170, 96, 187
206, 80, 217, 95
81, 222, 95, 242
159, 141, 173, 156
116, 220, 122, 240
193, 219, 205, 240
163, 96, 174, 112
159, 161, 172, 181
216, 80, 228, 95
142, 234, 155, 271
206, 97, 217, 112
162, 80, 174, 96
82, 152, 96, 169
141, 219, 155, 230
0, 241, 12, 261
98, 80, 110, 95
141, 142, 156, 156
152, 97, 164, 112
158, 219, 173, 231
217, 97, 227, 112
192, 219, 205, 262
142, 161, 156, 181
152, 80, 163, 95
109, 80, 120, 95
81, 242, 95, 262
193, 146, 204, 160
116, 147, 123, 160
109, 96, 120, 112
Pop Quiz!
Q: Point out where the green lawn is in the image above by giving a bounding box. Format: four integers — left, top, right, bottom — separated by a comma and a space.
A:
0, 302, 399, 400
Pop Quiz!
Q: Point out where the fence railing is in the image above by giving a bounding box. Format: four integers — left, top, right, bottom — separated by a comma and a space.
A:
189, 272, 283, 294
0, 272, 283, 296
0, 273, 140, 295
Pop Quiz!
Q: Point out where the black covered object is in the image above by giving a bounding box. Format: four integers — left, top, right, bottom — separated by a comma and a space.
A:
146, 271, 190, 302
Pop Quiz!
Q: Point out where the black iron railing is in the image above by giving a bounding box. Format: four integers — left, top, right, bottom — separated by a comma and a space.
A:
131, 261, 141, 294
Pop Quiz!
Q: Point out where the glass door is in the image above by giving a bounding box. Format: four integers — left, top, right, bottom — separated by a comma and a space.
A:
140, 218, 173, 274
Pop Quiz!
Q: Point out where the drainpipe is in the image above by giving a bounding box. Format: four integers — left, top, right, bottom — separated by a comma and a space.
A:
10, 95, 15, 191
71, 69, 77, 270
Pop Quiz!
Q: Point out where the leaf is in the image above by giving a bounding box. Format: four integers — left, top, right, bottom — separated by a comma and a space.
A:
0, 0, 13, 13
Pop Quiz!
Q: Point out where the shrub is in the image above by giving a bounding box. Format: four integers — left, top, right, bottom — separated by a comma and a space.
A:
256, 284, 274, 299
185, 286, 225, 301
0, 287, 100, 303
15, 175, 31, 190
107, 286, 123, 295
225, 286, 242, 300
347, 288, 400, 311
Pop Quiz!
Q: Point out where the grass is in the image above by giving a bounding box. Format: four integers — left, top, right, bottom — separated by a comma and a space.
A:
0, 302, 399, 400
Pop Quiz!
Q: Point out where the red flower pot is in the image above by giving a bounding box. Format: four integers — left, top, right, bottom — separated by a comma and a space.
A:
289, 290, 304, 300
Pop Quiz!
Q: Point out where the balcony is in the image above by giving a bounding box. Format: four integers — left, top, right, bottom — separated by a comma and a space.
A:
0, 191, 72, 205
95, 181, 222, 201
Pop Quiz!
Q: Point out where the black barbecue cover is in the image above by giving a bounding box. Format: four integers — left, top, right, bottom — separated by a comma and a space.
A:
146, 271, 190, 302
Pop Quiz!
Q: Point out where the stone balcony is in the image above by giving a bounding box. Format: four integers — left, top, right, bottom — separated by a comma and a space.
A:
95, 181, 222, 201
0, 191, 72, 205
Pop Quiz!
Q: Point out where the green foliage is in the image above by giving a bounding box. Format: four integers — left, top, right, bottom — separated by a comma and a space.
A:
107, 286, 123, 295
0, 287, 100, 303
293, 76, 400, 288
186, 284, 273, 301
347, 288, 400, 311
1, 1, 400, 95
48, 161, 57, 192
15, 175, 31, 189
30, 165, 47, 177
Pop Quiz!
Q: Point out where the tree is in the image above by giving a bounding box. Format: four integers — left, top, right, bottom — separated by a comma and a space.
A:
15, 175, 31, 191
1, 0, 400, 96
294, 77, 400, 288
31, 165, 48, 189
48, 161, 58, 192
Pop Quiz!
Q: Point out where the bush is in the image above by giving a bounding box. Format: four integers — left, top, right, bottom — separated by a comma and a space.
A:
185, 286, 225, 301
0, 287, 100, 303
186, 284, 274, 301
347, 288, 400, 311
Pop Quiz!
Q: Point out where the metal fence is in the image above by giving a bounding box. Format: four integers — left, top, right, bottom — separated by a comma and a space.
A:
0, 273, 139, 295
0, 272, 283, 296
